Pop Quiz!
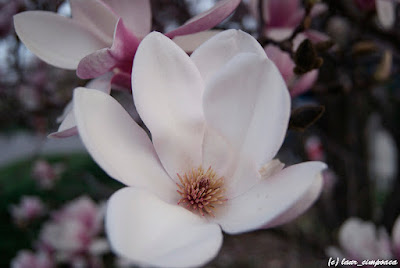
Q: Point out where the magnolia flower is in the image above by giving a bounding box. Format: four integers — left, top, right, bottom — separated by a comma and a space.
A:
14, 0, 241, 90
249, 0, 328, 42
39, 196, 108, 265
73, 30, 326, 267
327, 217, 400, 262
10, 196, 45, 226
11, 250, 53, 268
265, 45, 318, 97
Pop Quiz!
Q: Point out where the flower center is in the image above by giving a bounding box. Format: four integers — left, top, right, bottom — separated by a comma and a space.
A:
176, 166, 227, 217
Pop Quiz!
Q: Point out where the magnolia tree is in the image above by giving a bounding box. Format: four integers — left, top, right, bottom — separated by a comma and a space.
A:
1, 0, 400, 267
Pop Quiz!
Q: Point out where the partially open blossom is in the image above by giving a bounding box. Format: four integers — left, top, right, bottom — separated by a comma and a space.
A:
39, 196, 108, 265
265, 45, 318, 97
73, 30, 326, 267
14, 0, 241, 90
11, 250, 53, 268
249, 0, 328, 42
326, 218, 393, 261
10, 196, 45, 227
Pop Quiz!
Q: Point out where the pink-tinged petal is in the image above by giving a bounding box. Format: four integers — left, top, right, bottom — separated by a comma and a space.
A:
48, 127, 78, 139
110, 71, 132, 91
77, 48, 117, 79
203, 54, 290, 180
191, 30, 267, 85
173, 30, 222, 53
290, 70, 318, 97
106, 187, 222, 268
214, 161, 326, 234
73, 87, 176, 202
264, 44, 294, 83
392, 215, 400, 257
262, 172, 323, 228
102, 0, 151, 38
286, 9, 305, 27
48, 110, 77, 138
376, 0, 395, 29
264, 0, 302, 27
70, 0, 117, 45
132, 32, 205, 179
14, 11, 107, 69
77, 19, 140, 79
165, 0, 241, 38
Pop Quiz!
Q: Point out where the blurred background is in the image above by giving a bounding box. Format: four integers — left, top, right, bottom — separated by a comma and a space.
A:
1, 0, 400, 267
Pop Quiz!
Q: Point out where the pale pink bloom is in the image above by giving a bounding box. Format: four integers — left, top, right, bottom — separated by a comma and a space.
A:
32, 160, 64, 189
14, 0, 241, 89
10, 196, 45, 226
265, 45, 318, 97
73, 30, 326, 267
39, 196, 108, 265
11, 250, 53, 268
327, 218, 393, 262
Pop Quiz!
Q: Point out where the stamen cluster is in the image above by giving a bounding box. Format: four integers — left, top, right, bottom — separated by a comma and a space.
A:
176, 166, 227, 216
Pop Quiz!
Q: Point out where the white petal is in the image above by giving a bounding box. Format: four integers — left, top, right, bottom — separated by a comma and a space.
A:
14, 11, 107, 69
376, 0, 395, 29
106, 187, 223, 268
214, 161, 326, 234
262, 171, 323, 228
191, 30, 267, 85
70, 0, 117, 45
132, 32, 205, 180
173, 30, 221, 53
102, 0, 151, 38
265, 27, 294, 42
58, 109, 76, 133
73, 87, 176, 202
203, 53, 290, 183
